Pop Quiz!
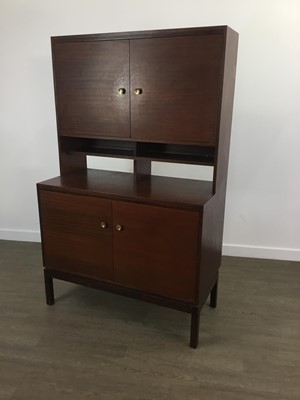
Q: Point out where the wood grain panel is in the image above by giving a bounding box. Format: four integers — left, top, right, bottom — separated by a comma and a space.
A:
130, 35, 224, 144
37, 170, 213, 210
38, 191, 113, 280
53, 40, 130, 138
113, 201, 199, 302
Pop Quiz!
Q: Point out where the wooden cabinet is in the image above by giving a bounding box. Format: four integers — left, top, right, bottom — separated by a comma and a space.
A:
53, 33, 223, 144
39, 191, 199, 303
37, 26, 238, 348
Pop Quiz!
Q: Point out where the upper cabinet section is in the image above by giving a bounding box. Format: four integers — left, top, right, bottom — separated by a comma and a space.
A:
52, 40, 130, 138
52, 27, 232, 146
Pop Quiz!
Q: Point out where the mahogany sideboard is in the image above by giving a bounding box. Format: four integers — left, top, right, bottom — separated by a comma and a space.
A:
37, 26, 238, 348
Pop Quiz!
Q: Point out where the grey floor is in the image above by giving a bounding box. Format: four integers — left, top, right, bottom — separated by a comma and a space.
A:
0, 240, 299, 400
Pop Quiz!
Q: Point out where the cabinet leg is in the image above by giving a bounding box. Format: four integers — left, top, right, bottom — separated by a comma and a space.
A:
44, 269, 55, 305
190, 306, 200, 349
210, 277, 218, 308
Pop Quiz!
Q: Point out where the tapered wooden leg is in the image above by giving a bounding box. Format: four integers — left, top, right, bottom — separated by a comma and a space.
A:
44, 269, 55, 305
190, 306, 200, 348
210, 277, 218, 308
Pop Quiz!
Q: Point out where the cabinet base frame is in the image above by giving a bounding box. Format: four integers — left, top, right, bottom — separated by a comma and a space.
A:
43, 268, 219, 348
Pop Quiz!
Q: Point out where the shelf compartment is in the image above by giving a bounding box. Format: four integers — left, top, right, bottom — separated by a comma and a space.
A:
60, 137, 135, 158
136, 142, 215, 165
60, 137, 215, 165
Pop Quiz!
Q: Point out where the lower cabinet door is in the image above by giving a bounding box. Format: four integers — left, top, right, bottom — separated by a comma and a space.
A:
38, 191, 113, 281
113, 201, 199, 302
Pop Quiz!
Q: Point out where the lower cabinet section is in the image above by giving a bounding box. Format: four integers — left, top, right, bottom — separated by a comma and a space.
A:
38, 190, 200, 302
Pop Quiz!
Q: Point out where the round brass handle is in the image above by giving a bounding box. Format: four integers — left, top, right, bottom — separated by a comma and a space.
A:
115, 224, 123, 231
100, 221, 107, 229
134, 88, 143, 95
117, 88, 126, 95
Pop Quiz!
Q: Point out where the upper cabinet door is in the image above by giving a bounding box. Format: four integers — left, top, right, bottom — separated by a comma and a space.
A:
130, 35, 224, 145
53, 40, 130, 138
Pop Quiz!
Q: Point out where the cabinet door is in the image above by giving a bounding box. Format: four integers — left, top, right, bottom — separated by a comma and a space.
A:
113, 201, 199, 302
53, 40, 130, 138
130, 35, 223, 144
38, 191, 113, 281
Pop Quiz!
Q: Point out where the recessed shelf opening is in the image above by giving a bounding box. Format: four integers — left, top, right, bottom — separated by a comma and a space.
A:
61, 137, 215, 165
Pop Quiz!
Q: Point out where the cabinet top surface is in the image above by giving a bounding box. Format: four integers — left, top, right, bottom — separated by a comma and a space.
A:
51, 25, 234, 42
37, 169, 213, 210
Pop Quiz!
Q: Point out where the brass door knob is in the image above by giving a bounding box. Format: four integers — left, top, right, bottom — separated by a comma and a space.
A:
118, 88, 126, 95
115, 224, 123, 231
134, 88, 143, 95
100, 221, 108, 229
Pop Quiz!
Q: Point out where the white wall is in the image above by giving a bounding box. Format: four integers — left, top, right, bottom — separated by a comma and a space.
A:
0, 0, 299, 261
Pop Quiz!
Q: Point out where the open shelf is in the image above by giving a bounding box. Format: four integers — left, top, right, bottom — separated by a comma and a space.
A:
60, 137, 215, 165
136, 142, 215, 165
60, 137, 135, 158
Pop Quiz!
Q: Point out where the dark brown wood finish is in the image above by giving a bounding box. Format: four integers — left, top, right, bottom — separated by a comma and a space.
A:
44, 269, 55, 305
38, 191, 113, 281
190, 306, 200, 348
133, 159, 152, 175
130, 35, 223, 144
37, 26, 238, 348
51, 26, 226, 43
37, 169, 214, 210
213, 27, 239, 194
59, 136, 216, 165
196, 27, 238, 308
113, 201, 199, 302
210, 277, 218, 308
52, 40, 130, 138
44, 268, 194, 313
58, 152, 87, 175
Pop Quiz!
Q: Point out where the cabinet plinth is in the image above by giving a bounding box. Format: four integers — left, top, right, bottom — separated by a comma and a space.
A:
37, 25, 238, 347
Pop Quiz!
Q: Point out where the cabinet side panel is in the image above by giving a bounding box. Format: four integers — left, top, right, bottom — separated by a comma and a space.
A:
198, 28, 238, 306
38, 190, 113, 281
113, 201, 199, 302
213, 27, 239, 194
197, 196, 221, 306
